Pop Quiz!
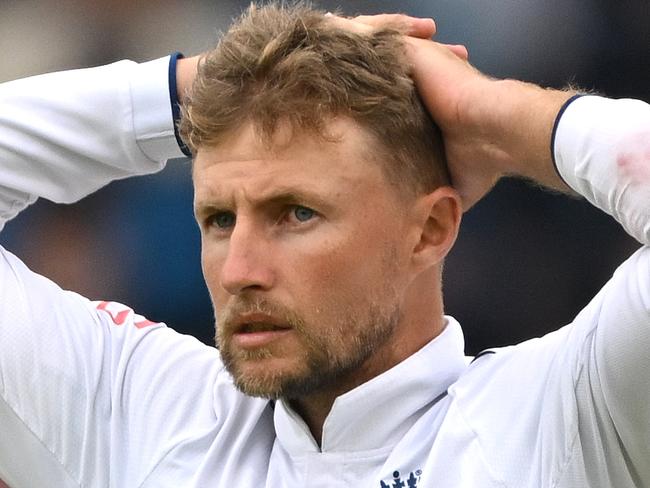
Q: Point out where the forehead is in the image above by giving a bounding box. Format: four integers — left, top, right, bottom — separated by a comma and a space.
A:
192, 119, 391, 205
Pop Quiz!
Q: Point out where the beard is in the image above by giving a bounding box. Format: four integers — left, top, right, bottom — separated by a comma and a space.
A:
215, 294, 401, 400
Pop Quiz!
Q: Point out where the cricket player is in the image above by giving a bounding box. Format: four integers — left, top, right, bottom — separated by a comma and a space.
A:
0, 4, 648, 487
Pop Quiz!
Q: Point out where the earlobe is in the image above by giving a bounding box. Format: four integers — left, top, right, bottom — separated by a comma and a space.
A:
410, 186, 462, 270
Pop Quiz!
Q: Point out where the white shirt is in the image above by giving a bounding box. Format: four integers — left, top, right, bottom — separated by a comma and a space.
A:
0, 58, 648, 488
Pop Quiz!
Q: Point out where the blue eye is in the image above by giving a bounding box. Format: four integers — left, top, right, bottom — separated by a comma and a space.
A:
293, 206, 315, 222
211, 211, 236, 229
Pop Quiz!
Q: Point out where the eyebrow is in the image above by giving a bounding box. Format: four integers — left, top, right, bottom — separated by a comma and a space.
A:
194, 188, 333, 219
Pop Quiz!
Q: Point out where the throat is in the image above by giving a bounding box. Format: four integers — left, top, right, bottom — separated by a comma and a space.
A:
288, 392, 336, 447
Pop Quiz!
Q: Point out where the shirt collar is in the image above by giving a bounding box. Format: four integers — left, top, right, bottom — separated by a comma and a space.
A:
273, 316, 467, 454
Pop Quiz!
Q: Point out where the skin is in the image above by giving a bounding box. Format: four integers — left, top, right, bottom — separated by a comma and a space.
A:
176, 55, 199, 103
193, 120, 461, 442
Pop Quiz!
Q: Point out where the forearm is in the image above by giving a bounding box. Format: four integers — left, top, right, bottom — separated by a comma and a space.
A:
0, 56, 185, 230
481, 84, 650, 242
176, 55, 200, 104
482, 80, 576, 190
456, 78, 650, 244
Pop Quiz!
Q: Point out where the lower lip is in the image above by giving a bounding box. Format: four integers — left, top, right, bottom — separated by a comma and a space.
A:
233, 329, 292, 348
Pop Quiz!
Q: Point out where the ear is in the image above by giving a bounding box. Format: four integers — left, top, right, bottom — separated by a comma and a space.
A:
409, 186, 462, 271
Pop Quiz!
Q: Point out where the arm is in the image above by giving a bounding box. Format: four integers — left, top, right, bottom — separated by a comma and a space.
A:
0, 54, 197, 230
0, 55, 206, 486
408, 36, 650, 480
552, 96, 650, 479
406, 36, 649, 241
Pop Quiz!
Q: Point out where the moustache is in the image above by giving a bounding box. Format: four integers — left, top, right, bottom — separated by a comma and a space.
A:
218, 297, 306, 334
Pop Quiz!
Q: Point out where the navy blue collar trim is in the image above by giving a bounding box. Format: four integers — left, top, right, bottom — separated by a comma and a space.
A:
471, 350, 496, 364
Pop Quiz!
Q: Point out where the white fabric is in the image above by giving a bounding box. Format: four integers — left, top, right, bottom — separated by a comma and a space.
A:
0, 56, 184, 231
0, 60, 648, 488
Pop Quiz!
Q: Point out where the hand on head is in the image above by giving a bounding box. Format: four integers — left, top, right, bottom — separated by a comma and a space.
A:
329, 13, 574, 210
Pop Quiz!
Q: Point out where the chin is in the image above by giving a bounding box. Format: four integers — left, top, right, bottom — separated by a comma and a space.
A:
227, 355, 305, 399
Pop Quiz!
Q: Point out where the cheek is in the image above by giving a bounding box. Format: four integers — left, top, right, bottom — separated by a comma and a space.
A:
293, 231, 396, 307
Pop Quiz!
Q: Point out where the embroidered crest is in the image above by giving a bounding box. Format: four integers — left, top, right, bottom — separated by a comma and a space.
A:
380, 469, 422, 487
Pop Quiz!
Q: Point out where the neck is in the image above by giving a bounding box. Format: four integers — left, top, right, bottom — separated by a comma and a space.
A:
290, 269, 445, 445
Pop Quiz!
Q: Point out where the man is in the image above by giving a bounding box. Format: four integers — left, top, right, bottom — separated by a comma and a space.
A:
1, 3, 648, 487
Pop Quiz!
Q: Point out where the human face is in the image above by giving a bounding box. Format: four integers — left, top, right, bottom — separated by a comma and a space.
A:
193, 120, 414, 399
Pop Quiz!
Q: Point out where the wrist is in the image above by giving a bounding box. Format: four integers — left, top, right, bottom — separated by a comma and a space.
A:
491, 79, 576, 190
176, 55, 200, 103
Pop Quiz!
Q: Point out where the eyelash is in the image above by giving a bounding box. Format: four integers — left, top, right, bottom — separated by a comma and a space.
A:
206, 205, 318, 231
208, 211, 236, 230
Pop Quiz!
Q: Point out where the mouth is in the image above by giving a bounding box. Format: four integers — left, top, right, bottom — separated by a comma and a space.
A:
230, 314, 293, 349
238, 322, 291, 333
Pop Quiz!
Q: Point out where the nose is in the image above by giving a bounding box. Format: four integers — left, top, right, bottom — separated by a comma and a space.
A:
219, 220, 274, 295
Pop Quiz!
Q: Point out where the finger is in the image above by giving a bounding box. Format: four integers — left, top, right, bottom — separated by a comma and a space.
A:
442, 44, 469, 61
353, 14, 436, 38
324, 14, 371, 34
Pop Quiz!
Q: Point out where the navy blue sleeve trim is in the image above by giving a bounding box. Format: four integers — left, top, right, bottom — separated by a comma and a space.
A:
470, 350, 496, 364
550, 93, 586, 185
168, 52, 191, 157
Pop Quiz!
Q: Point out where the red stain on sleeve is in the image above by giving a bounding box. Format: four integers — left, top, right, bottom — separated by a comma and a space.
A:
616, 132, 650, 183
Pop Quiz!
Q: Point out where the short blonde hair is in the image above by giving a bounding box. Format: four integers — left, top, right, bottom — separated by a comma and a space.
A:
180, 2, 449, 194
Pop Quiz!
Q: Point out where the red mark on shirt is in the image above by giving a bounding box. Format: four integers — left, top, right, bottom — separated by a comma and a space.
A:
617, 132, 650, 184
96, 301, 158, 329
